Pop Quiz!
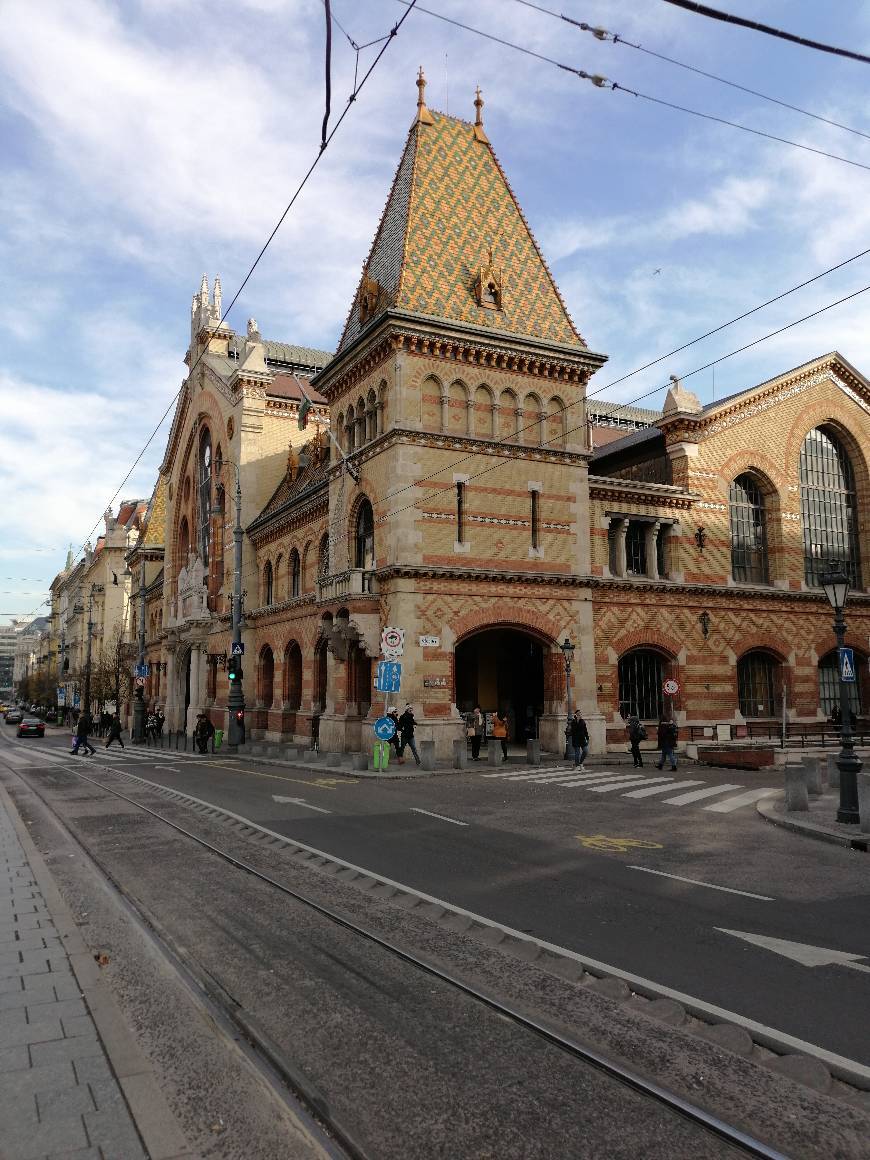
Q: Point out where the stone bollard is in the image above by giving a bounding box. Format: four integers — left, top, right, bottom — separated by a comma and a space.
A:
784, 762, 809, 812
419, 739, 435, 771
858, 772, 870, 835
351, 752, 369, 771
526, 738, 541, 765
826, 753, 840, 790
803, 756, 822, 796
487, 741, 501, 766
452, 739, 468, 769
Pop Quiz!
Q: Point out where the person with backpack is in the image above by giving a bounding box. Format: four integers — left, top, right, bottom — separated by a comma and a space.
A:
73, 712, 96, 757
568, 711, 589, 770
194, 713, 215, 755
626, 714, 646, 768
656, 716, 678, 772
398, 703, 421, 766
105, 714, 125, 749
386, 707, 403, 762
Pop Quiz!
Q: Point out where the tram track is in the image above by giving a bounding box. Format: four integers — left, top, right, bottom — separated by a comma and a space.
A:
0, 739, 804, 1160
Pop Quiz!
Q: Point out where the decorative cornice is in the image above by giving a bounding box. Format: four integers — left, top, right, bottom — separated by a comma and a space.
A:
589, 575, 870, 605
588, 474, 695, 510
375, 563, 587, 587
247, 489, 329, 543
245, 593, 317, 621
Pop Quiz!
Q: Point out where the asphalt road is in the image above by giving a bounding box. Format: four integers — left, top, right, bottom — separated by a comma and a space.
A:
6, 726, 870, 1075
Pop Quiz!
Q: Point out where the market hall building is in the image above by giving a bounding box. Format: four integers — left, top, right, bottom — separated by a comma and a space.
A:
127, 77, 870, 757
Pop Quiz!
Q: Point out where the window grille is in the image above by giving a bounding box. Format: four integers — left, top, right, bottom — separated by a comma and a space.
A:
290, 551, 301, 598
355, 500, 374, 569
456, 482, 466, 544
263, 562, 273, 606
618, 650, 664, 720
737, 652, 777, 717
818, 652, 861, 717
800, 427, 860, 588
656, 527, 667, 578
530, 490, 540, 550
625, 521, 647, 576
318, 534, 330, 579
198, 431, 212, 567
729, 474, 768, 583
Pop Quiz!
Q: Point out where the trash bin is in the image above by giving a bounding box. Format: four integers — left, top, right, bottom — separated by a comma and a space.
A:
214, 729, 224, 750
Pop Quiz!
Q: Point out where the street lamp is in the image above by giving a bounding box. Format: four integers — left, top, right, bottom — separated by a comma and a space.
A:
212, 466, 245, 752
559, 636, 576, 760
81, 585, 96, 719
130, 559, 146, 743
820, 566, 861, 825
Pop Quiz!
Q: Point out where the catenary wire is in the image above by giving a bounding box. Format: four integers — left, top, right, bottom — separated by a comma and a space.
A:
394, 1, 870, 173
509, 0, 870, 141
659, 0, 870, 66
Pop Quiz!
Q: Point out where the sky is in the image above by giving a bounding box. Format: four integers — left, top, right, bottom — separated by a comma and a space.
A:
2, 0, 870, 623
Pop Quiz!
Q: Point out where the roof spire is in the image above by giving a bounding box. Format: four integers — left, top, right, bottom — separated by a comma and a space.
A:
473, 85, 489, 143
415, 66, 434, 125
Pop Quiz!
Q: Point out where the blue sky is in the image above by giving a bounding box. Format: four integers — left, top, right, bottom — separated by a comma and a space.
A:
2, 0, 870, 622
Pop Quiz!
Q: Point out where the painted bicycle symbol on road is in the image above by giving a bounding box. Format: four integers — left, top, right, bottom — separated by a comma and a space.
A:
576, 834, 664, 853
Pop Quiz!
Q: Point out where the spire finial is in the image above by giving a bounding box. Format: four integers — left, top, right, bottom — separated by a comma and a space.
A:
415, 66, 434, 125
472, 85, 489, 143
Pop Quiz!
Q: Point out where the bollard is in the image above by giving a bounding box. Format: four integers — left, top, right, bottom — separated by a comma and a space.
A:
452, 739, 468, 769
419, 739, 435, 771
858, 772, 870, 835
487, 740, 500, 766
351, 752, 369, 771
803, 756, 822, 796
526, 738, 541, 765
826, 753, 840, 790
784, 762, 809, 812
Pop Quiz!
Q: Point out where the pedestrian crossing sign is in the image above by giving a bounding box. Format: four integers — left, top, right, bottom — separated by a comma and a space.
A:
838, 647, 856, 683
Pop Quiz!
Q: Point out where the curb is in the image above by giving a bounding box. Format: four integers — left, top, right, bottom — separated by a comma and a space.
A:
0, 783, 195, 1160
756, 794, 869, 852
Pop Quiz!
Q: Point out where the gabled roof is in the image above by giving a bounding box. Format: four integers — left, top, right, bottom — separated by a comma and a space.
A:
269, 374, 328, 404
251, 431, 331, 534
337, 104, 587, 354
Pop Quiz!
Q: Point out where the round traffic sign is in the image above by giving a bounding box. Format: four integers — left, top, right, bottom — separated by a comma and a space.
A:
134, 676, 146, 687
373, 715, 397, 741
381, 626, 404, 654
662, 678, 680, 696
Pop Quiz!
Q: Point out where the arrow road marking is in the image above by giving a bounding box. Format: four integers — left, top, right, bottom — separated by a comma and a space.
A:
409, 807, 468, 826
717, 929, 870, 972
271, 795, 331, 814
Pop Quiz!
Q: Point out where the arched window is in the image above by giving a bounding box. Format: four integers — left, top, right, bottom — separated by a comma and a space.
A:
355, 499, 375, 569
800, 427, 860, 587
318, 533, 330, 579
258, 645, 274, 708
198, 429, 212, 567
366, 389, 377, 442
284, 641, 302, 710
729, 474, 768, 583
818, 650, 864, 719
737, 651, 778, 718
178, 516, 190, 564
618, 649, 665, 720
290, 549, 301, 598
263, 560, 273, 606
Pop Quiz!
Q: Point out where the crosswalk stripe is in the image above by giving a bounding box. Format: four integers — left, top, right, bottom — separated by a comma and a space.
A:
552, 773, 641, 787
589, 776, 674, 794
621, 779, 702, 798
703, 788, 778, 812
662, 783, 742, 805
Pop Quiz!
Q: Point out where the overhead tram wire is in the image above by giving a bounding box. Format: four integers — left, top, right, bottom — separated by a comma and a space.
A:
395, 2, 870, 175
659, 0, 870, 66
50, 1, 419, 616
376, 244, 870, 508
378, 280, 870, 527
510, 0, 870, 142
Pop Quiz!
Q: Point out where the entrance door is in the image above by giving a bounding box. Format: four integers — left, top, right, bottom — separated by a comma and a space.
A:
455, 628, 545, 742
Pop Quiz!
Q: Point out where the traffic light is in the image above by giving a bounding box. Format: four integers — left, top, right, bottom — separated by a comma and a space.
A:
228, 655, 243, 681
135, 685, 144, 701
234, 707, 245, 742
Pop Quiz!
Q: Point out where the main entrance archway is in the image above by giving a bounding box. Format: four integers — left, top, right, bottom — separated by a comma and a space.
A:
455, 628, 545, 742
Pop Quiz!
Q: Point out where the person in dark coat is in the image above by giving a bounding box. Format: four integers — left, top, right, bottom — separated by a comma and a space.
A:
468, 706, 484, 761
626, 714, 646, 768
74, 713, 96, 756
386, 707, 403, 762
568, 711, 589, 770
194, 713, 215, 754
398, 704, 421, 766
656, 716, 678, 771
105, 714, 125, 749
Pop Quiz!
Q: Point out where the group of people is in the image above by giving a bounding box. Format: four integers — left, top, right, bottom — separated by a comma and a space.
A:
626, 714, 678, 770
385, 704, 421, 765
70, 711, 124, 755
146, 708, 166, 741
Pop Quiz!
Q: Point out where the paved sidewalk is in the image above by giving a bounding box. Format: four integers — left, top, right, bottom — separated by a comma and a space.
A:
757, 791, 870, 851
0, 786, 192, 1160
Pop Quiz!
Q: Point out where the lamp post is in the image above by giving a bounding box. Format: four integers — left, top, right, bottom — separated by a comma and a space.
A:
82, 586, 96, 719
215, 469, 245, 753
559, 636, 575, 760
131, 559, 147, 742
820, 567, 861, 825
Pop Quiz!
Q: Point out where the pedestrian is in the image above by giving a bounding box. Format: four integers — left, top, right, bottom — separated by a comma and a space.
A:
491, 710, 508, 761
146, 711, 158, 742
194, 712, 215, 755
656, 715, 678, 771
467, 705, 484, 761
74, 712, 96, 757
568, 710, 589, 770
105, 714, 125, 749
398, 703, 421, 766
156, 708, 165, 736
386, 707, 403, 762
626, 714, 646, 768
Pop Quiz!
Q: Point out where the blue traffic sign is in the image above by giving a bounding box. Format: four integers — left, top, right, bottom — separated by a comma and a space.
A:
839, 647, 856, 683
375, 661, 401, 693
135, 663, 150, 678
231, 642, 245, 656
373, 715, 397, 741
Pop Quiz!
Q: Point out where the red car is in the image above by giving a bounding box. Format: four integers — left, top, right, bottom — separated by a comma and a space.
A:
17, 717, 45, 738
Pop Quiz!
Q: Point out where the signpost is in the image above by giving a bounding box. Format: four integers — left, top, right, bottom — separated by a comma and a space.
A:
372, 715, 396, 773
839, 647, 856, 683
134, 676, 146, 688
375, 661, 402, 693
373, 715, 397, 741
135, 663, 150, 678
380, 626, 404, 660
662, 677, 680, 719
231, 642, 245, 656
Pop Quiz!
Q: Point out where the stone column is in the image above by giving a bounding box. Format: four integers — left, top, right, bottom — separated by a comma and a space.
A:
465, 399, 474, 435
440, 393, 449, 431
645, 521, 661, 580
514, 407, 524, 443
614, 519, 629, 578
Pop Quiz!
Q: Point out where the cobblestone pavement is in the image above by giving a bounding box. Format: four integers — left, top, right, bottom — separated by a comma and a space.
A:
0, 798, 147, 1160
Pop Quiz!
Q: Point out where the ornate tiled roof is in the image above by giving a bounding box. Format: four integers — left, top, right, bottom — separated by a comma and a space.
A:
142, 476, 167, 548
337, 106, 586, 353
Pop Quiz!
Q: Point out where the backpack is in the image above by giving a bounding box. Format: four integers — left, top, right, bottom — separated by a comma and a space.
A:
637, 723, 648, 741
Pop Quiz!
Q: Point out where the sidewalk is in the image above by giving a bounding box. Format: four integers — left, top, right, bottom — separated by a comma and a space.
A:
757, 791, 870, 852
0, 785, 193, 1160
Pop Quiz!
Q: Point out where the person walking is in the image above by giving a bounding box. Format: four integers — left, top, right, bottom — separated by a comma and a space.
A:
386, 707, 403, 763
468, 705, 484, 761
568, 711, 589, 770
155, 708, 165, 737
626, 714, 646, 768
194, 713, 215, 755
398, 703, 421, 766
656, 716, 678, 771
74, 712, 96, 757
491, 710, 508, 761
105, 714, 125, 749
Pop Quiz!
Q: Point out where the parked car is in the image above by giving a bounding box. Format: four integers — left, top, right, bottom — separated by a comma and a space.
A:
4, 709, 23, 724
17, 717, 45, 738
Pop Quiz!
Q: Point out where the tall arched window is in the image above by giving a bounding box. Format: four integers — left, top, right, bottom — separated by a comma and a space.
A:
737, 651, 778, 718
198, 429, 212, 567
318, 533, 330, 579
818, 651, 862, 719
290, 549, 301, 598
263, 560, 273, 606
729, 474, 768, 584
800, 427, 860, 587
355, 499, 374, 569
618, 649, 665, 720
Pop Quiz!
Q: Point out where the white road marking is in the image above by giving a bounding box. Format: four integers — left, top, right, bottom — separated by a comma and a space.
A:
621, 779, 702, 798
409, 807, 468, 827
717, 929, 870, 972
556, 774, 645, 788
704, 787, 779, 812
628, 866, 774, 901
662, 783, 742, 805
0, 748, 35, 765
590, 776, 674, 794
483, 768, 573, 780
272, 795, 331, 814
